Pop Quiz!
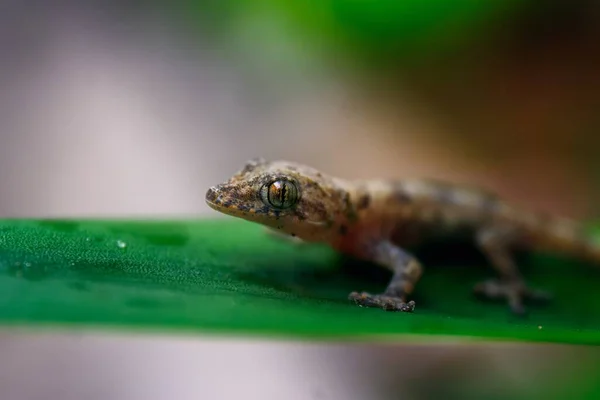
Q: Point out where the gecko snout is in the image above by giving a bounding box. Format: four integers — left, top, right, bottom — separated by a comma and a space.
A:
205, 186, 219, 203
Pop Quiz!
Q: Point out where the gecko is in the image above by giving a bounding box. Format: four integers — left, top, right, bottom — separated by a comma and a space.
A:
205, 158, 599, 315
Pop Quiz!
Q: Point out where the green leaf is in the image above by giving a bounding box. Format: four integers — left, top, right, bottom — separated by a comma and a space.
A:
0, 219, 599, 345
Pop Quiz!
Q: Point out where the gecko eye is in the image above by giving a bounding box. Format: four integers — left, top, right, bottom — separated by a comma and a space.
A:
260, 179, 299, 209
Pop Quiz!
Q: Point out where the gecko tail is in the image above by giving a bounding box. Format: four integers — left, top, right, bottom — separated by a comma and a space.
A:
527, 215, 600, 264
581, 232, 600, 264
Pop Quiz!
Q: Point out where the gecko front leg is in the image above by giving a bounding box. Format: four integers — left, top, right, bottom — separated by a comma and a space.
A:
474, 226, 552, 315
349, 241, 421, 312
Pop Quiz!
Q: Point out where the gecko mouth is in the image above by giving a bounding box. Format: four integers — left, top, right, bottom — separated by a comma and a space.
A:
205, 186, 246, 217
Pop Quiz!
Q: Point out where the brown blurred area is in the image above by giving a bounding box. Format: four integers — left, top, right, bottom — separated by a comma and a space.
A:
378, 0, 600, 218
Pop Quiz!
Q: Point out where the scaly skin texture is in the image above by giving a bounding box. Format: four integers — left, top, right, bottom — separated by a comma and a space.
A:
206, 158, 600, 315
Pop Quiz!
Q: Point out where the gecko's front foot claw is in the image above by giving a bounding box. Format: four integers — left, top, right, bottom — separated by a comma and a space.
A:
348, 291, 415, 312
473, 279, 552, 315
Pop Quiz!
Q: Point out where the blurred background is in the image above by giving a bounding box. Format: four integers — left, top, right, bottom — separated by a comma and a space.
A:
1, 0, 600, 398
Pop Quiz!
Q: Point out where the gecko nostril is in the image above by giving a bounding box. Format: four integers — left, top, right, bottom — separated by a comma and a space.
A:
205, 186, 219, 202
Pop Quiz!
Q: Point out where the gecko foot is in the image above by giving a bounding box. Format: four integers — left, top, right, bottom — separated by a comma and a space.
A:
348, 291, 416, 312
473, 279, 552, 315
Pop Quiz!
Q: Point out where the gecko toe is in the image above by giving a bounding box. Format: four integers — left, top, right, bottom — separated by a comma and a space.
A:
348, 291, 415, 312
526, 288, 553, 302
473, 279, 552, 315
400, 300, 416, 312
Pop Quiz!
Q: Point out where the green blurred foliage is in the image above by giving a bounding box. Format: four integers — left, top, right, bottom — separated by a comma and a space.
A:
180, 0, 521, 63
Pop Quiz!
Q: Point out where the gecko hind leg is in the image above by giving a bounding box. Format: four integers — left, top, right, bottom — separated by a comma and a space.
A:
474, 227, 552, 315
349, 241, 421, 313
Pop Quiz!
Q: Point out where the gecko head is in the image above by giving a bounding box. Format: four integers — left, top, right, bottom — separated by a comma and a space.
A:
205, 158, 346, 240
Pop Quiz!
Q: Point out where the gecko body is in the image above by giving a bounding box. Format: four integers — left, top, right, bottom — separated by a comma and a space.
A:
205, 158, 599, 315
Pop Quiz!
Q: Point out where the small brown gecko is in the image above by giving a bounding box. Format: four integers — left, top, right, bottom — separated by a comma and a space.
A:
205, 158, 599, 315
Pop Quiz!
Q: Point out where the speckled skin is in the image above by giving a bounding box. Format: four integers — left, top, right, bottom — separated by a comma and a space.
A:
206, 158, 599, 315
